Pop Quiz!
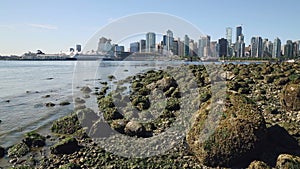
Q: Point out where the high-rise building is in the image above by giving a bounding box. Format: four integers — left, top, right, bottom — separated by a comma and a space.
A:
263, 39, 273, 57
293, 42, 299, 57
146, 32, 156, 53
226, 27, 232, 45
250, 36, 263, 58
98, 37, 113, 54
140, 40, 146, 53
166, 30, 174, 52
177, 38, 184, 56
236, 26, 242, 42
210, 41, 218, 58
218, 38, 228, 57
173, 40, 178, 55
130, 42, 140, 53
198, 35, 211, 57
272, 37, 281, 58
76, 44, 81, 52
184, 35, 190, 56
284, 40, 293, 58
235, 34, 245, 57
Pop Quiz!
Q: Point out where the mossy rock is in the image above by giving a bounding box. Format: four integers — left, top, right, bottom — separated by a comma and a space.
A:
50, 137, 80, 154
248, 160, 270, 169
276, 154, 300, 169
187, 93, 267, 167
23, 131, 46, 147
8, 142, 30, 157
51, 113, 82, 135
59, 163, 81, 169
281, 83, 300, 111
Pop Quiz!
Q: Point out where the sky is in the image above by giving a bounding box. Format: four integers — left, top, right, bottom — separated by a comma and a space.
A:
0, 0, 299, 55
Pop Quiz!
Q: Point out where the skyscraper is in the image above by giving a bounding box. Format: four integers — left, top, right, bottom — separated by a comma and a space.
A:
130, 42, 140, 53
218, 38, 228, 57
166, 30, 174, 52
236, 26, 242, 42
140, 40, 146, 53
272, 37, 281, 58
184, 35, 190, 56
146, 32, 156, 53
284, 40, 293, 58
263, 39, 273, 57
235, 34, 245, 57
226, 27, 232, 45
250, 36, 263, 58
198, 35, 211, 57
76, 44, 81, 52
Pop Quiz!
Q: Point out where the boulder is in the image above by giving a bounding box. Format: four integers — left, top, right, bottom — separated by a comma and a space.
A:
248, 160, 270, 169
0, 146, 5, 158
276, 154, 300, 169
51, 113, 82, 134
8, 142, 30, 157
124, 121, 146, 137
281, 83, 300, 111
187, 93, 267, 167
23, 131, 46, 147
50, 137, 80, 154
81, 86, 92, 93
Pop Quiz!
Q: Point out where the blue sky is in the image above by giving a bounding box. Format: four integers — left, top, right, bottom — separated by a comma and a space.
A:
0, 0, 299, 55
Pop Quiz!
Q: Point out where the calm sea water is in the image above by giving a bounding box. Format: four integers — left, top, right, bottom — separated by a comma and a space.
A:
0, 60, 187, 147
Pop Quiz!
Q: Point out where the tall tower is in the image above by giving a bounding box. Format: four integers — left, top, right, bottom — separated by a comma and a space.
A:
146, 32, 156, 53
226, 27, 232, 45
272, 37, 281, 58
184, 35, 190, 56
198, 35, 211, 57
218, 38, 228, 57
284, 40, 293, 58
166, 30, 174, 52
236, 26, 242, 42
251, 36, 263, 57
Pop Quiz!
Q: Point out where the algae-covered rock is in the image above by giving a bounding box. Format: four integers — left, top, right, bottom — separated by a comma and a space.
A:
124, 121, 146, 137
248, 160, 270, 169
0, 146, 5, 158
50, 137, 80, 154
281, 83, 300, 111
276, 154, 300, 169
187, 93, 267, 167
23, 131, 46, 147
51, 113, 82, 135
8, 142, 30, 157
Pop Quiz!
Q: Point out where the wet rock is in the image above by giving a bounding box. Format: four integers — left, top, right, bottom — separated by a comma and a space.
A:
81, 86, 92, 93
45, 102, 55, 107
281, 83, 300, 111
248, 160, 270, 169
74, 97, 85, 104
50, 137, 80, 154
59, 101, 71, 106
124, 121, 146, 137
23, 131, 46, 147
51, 113, 82, 134
276, 154, 300, 169
156, 77, 178, 92
187, 93, 267, 167
77, 108, 99, 131
0, 146, 5, 158
8, 142, 30, 157
59, 163, 81, 169
42, 94, 51, 98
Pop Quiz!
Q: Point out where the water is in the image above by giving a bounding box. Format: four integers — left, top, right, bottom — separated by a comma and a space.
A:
0, 60, 188, 148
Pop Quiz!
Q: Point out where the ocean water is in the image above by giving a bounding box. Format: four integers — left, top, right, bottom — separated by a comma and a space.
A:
0, 60, 184, 147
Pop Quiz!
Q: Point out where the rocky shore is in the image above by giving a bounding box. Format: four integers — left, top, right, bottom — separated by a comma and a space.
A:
1, 61, 300, 169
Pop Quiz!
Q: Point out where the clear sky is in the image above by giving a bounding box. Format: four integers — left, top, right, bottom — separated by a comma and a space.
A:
0, 0, 299, 55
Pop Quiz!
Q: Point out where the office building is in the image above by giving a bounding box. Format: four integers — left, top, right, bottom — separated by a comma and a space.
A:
198, 35, 211, 57
250, 36, 263, 58
284, 40, 293, 58
184, 35, 190, 56
272, 37, 281, 58
130, 42, 140, 53
140, 40, 146, 53
236, 26, 242, 42
146, 32, 156, 53
218, 38, 228, 57
76, 44, 81, 52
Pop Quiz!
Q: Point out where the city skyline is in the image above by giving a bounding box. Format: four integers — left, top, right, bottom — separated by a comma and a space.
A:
0, 0, 300, 56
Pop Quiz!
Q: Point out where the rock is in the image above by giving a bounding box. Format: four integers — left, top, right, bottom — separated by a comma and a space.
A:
50, 137, 80, 154
8, 142, 30, 157
187, 93, 267, 167
124, 121, 146, 137
0, 146, 5, 158
248, 160, 270, 169
59, 163, 81, 169
42, 94, 51, 98
276, 154, 300, 169
23, 131, 46, 147
45, 102, 55, 107
281, 83, 300, 111
74, 97, 85, 104
76, 108, 99, 131
59, 101, 71, 106
155, 77, 178, 92
51, 113, 82, 134
81, 86, 92, 93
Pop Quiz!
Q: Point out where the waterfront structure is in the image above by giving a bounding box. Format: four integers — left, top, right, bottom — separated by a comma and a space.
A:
184, 35, 190, 56
130, 42, 140, 53
146, 32, 156, 53
272, 37, 281, 58
198, 35, 211, 57
218, 38, 228, 57
250, 36, 263, 58
97, 37, 113, 54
